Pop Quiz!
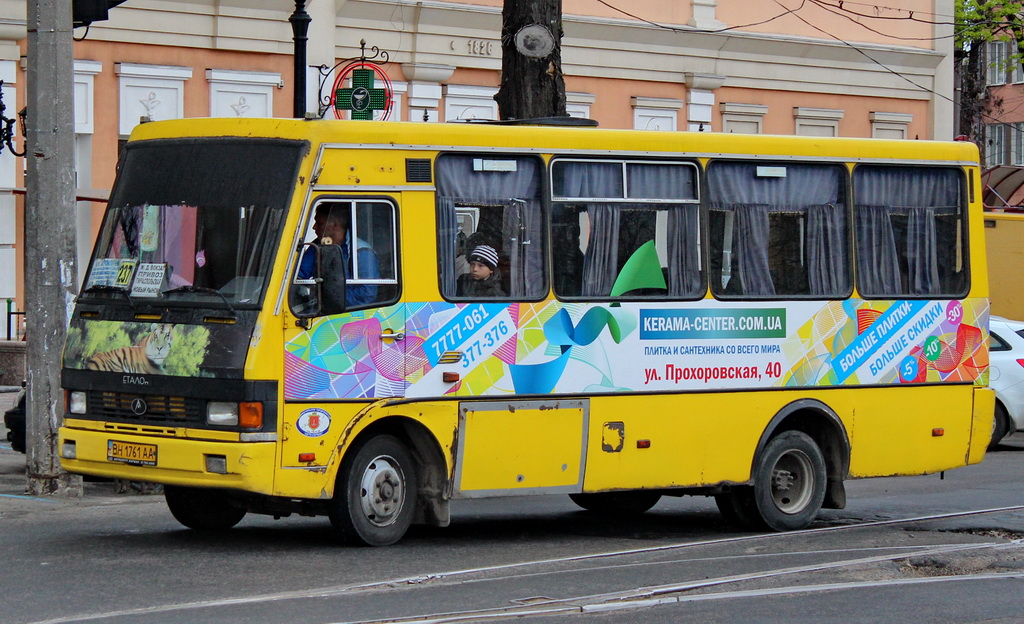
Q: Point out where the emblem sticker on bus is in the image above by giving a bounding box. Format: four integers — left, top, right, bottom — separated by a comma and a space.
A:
296, 408, 331, 437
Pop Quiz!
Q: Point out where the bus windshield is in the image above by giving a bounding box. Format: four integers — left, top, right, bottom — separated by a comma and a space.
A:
83, 138, 307, 307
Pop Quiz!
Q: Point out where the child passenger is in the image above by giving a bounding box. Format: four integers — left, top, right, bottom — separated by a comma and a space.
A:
456, 245, 505, 297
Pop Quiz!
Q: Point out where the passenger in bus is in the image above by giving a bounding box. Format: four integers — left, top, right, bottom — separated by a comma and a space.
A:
454, 232, 489, 276
298, 204, 379, 307
456, 245, 505, 297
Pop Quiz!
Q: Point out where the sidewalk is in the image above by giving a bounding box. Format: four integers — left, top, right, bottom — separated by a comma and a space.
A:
0, 421, 152, 509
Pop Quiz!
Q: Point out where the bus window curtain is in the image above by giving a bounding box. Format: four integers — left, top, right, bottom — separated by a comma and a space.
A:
734, 204, 775, 296
854, 205, 901, 295
581, 203, 620, 296
907, 206, 939, 294
666, 205, 701, 296
806, 203, 845, 296
436, 196, 458, 296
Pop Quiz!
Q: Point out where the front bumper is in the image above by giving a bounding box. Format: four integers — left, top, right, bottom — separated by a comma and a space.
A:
59, 421, 278, 495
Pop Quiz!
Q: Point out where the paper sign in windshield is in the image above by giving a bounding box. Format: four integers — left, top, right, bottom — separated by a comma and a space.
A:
130, 263, 167, 297
87, 258, 137, 288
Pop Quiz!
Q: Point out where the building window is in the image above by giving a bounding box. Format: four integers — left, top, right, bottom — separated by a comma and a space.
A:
987, 123, 1008, 167
869, 112, 912, 140
115, 63, 193, 136
206, 69, 281, 118
631, 97, 682, 131
444, 85, 498, 121
721, 103, 768, 134
794, 107, 844, 137
1014, 123, 1024, 165
566, 92, 596, 119
987, 40, 1009, 86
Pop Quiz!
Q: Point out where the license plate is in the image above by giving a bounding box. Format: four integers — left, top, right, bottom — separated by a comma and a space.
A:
107, 440, 157, 466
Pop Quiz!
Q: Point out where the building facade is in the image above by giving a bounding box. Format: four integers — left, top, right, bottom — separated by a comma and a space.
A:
0, 0, 955, 331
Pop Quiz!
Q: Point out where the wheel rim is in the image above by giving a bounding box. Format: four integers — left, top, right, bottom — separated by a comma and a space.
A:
770, 449, 814, 515
358, 454, 405, 527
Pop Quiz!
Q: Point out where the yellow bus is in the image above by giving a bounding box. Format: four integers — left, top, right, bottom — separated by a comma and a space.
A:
58, 118, 993, 545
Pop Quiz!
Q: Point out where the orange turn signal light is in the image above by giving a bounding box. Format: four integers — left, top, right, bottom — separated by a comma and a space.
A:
637, 439, 651, 449
298, 453, 316, 463
932, 428, 944, 437
239, 402, 263, 429
442, 372, 460, 383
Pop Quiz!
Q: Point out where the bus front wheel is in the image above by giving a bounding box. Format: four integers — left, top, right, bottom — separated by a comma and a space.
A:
329, 435, 418, 546
164, 486, 247, 531
748, 430, 827, 531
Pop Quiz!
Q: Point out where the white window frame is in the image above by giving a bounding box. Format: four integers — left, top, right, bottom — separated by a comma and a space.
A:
116, 63, 193, 136
793, 107, 844, 137
632, 97, 682, 132
720, 102, 767, 134
869, 112, 912, 140
444, 85, 498, 121
207, 69, 281, 118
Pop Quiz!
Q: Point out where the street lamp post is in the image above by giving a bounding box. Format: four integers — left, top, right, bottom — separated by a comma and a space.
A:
290, 1, 311, 118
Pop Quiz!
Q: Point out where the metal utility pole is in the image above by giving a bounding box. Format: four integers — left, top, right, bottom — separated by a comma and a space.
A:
25, 0, 82, 495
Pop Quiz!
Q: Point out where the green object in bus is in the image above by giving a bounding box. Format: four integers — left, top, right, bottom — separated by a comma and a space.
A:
610, 240, 667, 296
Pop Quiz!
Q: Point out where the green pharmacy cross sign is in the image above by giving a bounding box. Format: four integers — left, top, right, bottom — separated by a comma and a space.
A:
336, 68, 388, 120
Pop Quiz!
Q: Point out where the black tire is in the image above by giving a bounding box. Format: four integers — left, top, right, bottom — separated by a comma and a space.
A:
569, 491, 661, 515
749, 431, 827, 531
164, 486, 246, 531
989, 403, 1010, 451
329, 435, 417, 546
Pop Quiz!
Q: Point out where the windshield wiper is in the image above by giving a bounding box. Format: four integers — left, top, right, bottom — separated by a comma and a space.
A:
162, 285, 236, 314
81, 284, 135, 308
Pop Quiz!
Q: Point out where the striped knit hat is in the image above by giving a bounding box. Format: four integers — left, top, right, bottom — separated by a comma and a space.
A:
468, 245, 499, 270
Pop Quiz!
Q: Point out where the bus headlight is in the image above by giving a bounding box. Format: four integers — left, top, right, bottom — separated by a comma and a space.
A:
69, 391, 87, 415
207, 402, 238, 426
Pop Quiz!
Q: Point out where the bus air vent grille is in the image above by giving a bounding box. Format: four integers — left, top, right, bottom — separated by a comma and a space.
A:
90, 391, 203, 425
406, 158, 432, 183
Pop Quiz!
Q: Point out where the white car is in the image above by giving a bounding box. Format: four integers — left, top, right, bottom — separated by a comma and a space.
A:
988, 316, 1024, 448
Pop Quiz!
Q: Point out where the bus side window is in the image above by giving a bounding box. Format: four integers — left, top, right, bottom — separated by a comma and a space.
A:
853, 166, 967, 298
550, 159, 701, 300
706, 161, 849, 299
436, 154, 546, 300
288, 199, 399, 318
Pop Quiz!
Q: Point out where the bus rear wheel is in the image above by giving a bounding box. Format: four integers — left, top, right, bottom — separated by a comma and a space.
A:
329, 435, 417, 546
569, 491, 661, 515
749, 430, 826, 531
164, 486, 247, 531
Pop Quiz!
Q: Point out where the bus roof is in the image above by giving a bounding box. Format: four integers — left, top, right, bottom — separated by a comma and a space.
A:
129, 117, 980, 165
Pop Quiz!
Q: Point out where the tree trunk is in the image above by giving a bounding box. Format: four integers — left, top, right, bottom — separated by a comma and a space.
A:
495, 0, 566, 120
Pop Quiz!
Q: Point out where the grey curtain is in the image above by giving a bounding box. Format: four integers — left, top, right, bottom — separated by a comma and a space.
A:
436, 196, 458, 295
806, 203, 845, 295
581, 204, 620, 296
734, 204, 775, 296
854, 205, 901, 295
667, 205, 701, 296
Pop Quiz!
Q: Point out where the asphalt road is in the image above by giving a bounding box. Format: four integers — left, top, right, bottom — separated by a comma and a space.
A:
1, 432, 1023, 624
